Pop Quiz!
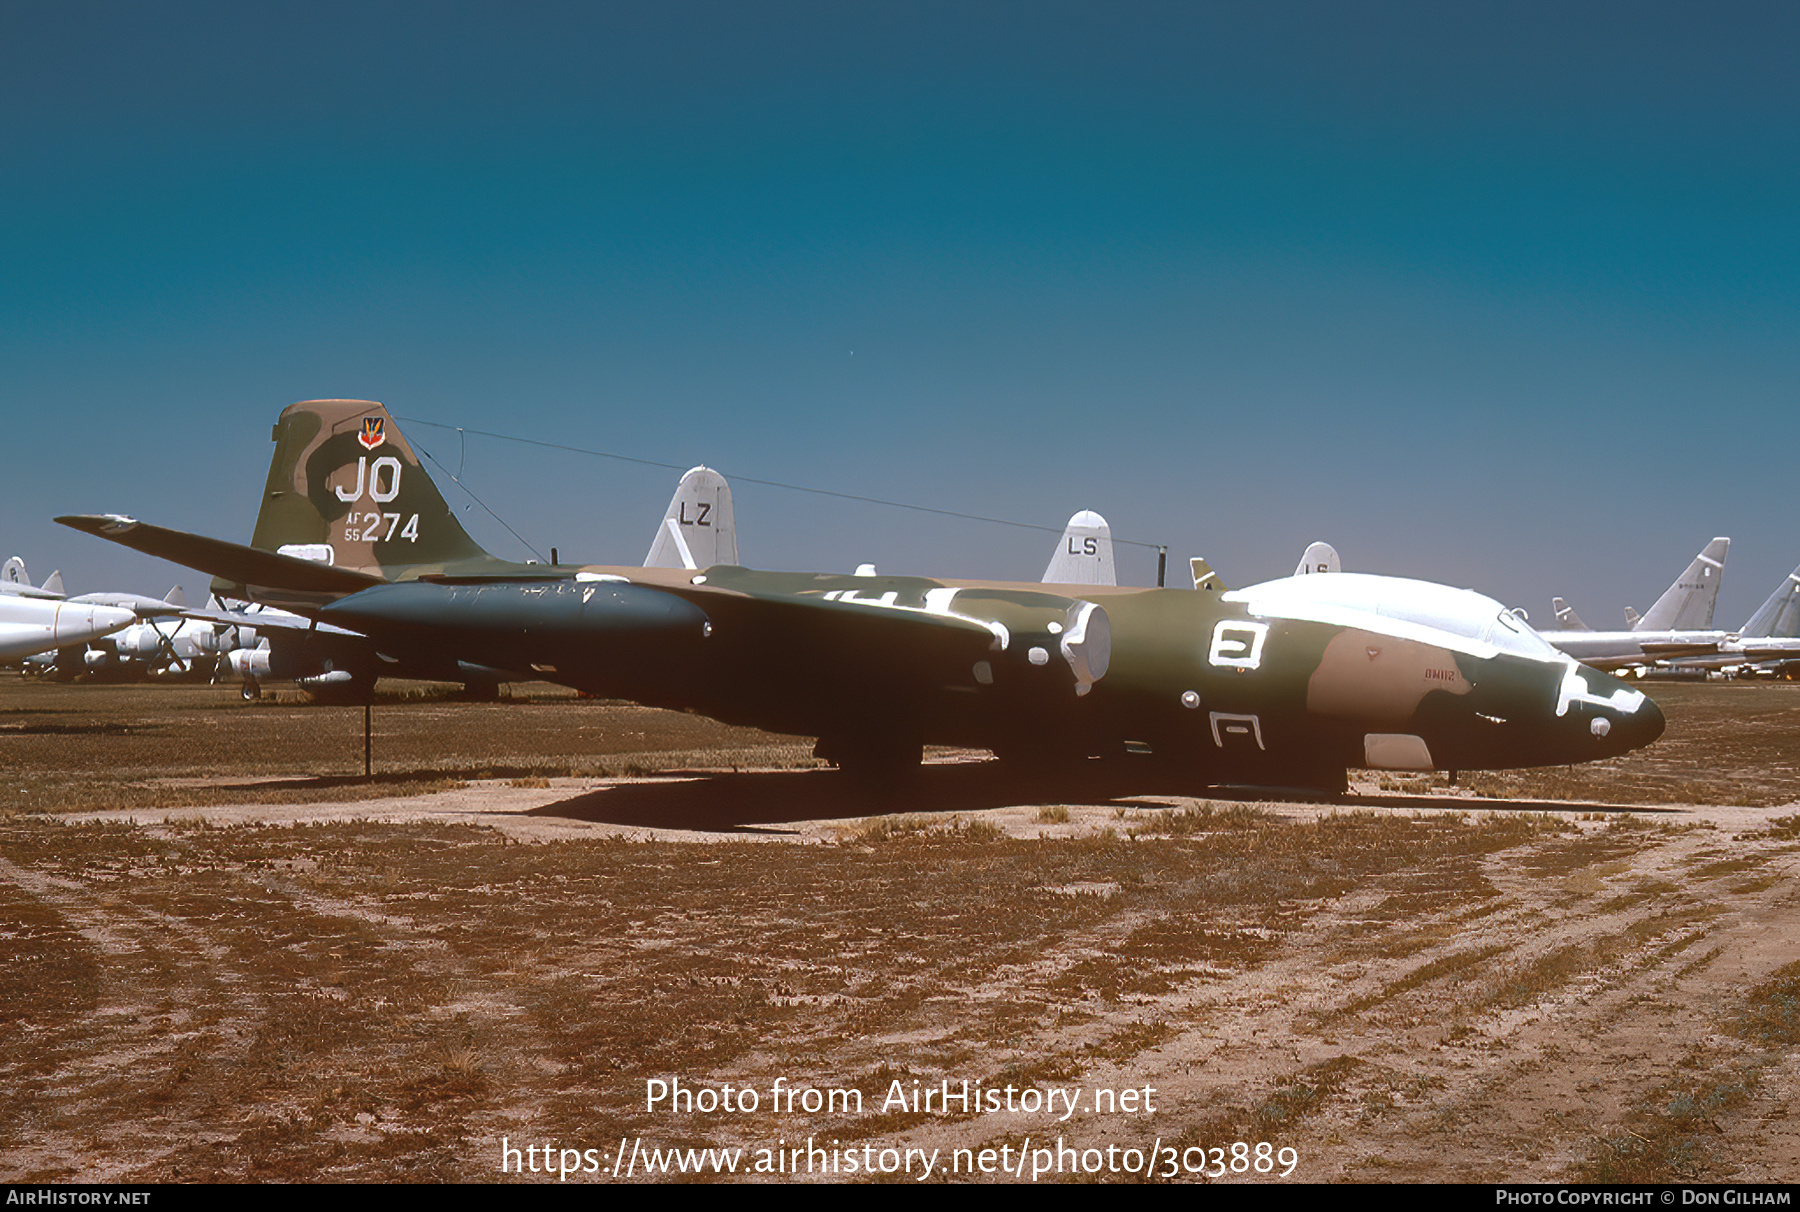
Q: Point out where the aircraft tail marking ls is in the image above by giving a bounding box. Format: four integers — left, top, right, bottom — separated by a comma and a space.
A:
1294, 541, 1341, 576
1041, 510, 1116, 586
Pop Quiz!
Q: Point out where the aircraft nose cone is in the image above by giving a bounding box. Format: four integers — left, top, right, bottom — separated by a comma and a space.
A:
54, 603, 136, 645
1621, 691, 1666, 751
1578, 676, 1664, 758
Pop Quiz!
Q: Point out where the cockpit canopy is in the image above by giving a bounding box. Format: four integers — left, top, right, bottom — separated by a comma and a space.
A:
1223, 573, 1560, 661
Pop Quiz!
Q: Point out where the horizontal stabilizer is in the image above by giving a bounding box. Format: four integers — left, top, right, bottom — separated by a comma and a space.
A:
56, 515, 384, 598
1042, 510, 1116, 586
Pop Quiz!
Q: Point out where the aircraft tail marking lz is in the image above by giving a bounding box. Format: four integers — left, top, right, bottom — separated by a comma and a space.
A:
645, 466, 738, 571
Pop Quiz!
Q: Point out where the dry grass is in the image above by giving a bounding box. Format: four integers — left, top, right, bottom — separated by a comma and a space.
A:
0, 678, 815, 814
1451, 683, 1800, 807
0, 808, 1636, 1182
4, 675, 1799, 1182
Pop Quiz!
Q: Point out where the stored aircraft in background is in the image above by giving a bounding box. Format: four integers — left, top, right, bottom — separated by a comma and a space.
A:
60, 399, 1664, 791
3, 556, 211, 678
1294, 542, 1341, 577
644, 466, 738, 571
1548, 540, 1800, 674
1549, 538, 1729, 636
1042, 511, 1117, 586
2, 557, 64, 600
0, 565, 136, 663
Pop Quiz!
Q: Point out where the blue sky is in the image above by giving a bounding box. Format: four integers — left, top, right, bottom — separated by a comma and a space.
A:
5, 1, 1798, 627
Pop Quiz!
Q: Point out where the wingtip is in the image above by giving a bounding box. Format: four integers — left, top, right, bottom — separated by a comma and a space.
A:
55, 514, 138, 534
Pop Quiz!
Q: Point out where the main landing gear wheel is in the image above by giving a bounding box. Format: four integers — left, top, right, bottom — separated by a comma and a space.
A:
815, 733, 923, 789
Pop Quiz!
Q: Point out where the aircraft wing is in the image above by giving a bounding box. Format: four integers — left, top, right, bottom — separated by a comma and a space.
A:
56, 515, 384, 597
171, 602, 368, 639
650, 564, 1111, 701
663, 567, 1006, 657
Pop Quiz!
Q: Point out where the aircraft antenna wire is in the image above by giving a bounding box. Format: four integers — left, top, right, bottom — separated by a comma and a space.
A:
396, 417, 1169, 553
409, 439, 547, 563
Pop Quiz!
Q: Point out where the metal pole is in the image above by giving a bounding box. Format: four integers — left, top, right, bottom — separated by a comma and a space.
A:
363, 703, 372, 778
1157, 546, 1168, 588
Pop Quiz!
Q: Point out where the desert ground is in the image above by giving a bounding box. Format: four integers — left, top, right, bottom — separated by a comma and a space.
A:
2, 675, 1797, 1183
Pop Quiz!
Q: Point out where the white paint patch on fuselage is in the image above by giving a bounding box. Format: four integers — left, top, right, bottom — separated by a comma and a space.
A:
1555, 661, 1649, 719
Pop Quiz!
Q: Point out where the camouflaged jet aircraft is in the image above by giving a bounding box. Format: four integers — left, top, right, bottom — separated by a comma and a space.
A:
58, 399, 1665, 790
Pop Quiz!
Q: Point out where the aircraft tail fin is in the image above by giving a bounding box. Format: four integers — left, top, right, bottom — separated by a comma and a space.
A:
2, 557, 64, 600
1551, 597, 1591, 630
1189, 557, 1226, 592
1635, 537, 1729, 631
1741, 563, 1800, 638
248, 400, 495, 576
644, 466, 738, 570
1294, 541, 1341, 576
1041, 510, 1116, 585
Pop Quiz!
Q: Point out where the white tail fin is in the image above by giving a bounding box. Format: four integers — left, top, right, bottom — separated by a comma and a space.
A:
1634, 537, 1728, 631
1, 558, 64, 601
1551, 597, 1591, 630
164, 585, 187, 609
644, 466, 738, 570
1741, 563, 1800, 638
1042, 510, 1116, 585
1294, 541, 1341, 576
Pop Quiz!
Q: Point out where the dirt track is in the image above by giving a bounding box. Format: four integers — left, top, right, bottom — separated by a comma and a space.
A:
2, 678, 1798, 1183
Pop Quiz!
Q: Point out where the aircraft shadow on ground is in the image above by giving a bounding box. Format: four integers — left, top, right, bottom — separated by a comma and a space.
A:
519, 763, 1669, 834
171, 766, 1679, 831
526, 764, 1159, 834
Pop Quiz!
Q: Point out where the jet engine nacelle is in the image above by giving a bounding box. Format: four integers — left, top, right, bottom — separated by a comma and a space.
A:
318, 578, 712, 699
226, 646, 273, 679
115, 625, 164, 658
